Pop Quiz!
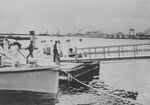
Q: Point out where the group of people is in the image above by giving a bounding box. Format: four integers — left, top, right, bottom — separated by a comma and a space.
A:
26, 40, 61, 65
2, 38, 22, 54
1, 37, 62, 66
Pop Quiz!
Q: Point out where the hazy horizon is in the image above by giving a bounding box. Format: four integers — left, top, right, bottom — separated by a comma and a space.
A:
0, 0, 150, 34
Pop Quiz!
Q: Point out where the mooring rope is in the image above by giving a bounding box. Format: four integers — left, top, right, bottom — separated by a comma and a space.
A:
61, 69, 142, 105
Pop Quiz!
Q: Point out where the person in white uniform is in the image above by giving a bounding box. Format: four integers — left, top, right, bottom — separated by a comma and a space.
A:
11, 44, 19, 67
38, 41, 44, 57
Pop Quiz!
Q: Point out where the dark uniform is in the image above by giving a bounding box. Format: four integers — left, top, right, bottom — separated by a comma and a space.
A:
53, 41, 58, 62
26, 41, 34, 59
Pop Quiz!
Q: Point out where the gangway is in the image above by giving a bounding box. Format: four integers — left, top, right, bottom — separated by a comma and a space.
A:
60, 42, 150, 63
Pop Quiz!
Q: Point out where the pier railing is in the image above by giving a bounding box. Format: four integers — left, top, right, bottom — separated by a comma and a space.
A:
61, 43, 150, 62
77, 43, 150, 60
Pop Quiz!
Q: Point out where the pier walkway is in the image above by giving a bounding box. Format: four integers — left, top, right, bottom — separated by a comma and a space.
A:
60, 42, 150, 63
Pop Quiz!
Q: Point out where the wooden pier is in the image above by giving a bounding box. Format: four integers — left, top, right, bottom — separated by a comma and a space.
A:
60, 42, 150, 63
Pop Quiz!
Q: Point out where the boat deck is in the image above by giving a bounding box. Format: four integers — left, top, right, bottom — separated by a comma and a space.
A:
0, 65, 60, 73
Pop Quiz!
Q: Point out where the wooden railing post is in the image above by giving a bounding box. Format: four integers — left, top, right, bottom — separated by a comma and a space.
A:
103, 47, 105, 59
133, 45, 136, 57
89, 49, 91, 60
135, 45, 138, 55
121, 46, 124, 55
75, 47, 78, 61
108, 47, 110, 56
118, 46, 120, 58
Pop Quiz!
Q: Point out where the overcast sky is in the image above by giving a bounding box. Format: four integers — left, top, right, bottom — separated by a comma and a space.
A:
0, 0, 150, 34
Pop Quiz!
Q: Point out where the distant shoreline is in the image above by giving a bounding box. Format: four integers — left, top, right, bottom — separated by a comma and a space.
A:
0, 33, 150, 40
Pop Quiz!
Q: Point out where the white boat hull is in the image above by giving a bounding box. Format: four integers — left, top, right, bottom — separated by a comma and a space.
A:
0, 67, 60, 105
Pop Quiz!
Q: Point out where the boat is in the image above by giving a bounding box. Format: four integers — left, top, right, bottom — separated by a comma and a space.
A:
59, 61, 100, 88
0, 66, 60, 105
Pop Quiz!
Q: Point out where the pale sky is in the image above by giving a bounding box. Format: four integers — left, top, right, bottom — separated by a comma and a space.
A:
0, 0, 150, 34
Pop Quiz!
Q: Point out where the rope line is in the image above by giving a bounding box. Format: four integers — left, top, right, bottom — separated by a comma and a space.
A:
61, 69, 142, 105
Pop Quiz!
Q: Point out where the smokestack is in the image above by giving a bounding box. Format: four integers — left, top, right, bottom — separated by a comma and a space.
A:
30, 31, 35, 35
29, 30, 35, 48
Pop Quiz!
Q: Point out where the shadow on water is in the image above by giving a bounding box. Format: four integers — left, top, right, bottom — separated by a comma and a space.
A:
0, 90, 57, 105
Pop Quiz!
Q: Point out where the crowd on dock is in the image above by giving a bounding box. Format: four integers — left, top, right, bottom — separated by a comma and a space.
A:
0, 37, 64, 67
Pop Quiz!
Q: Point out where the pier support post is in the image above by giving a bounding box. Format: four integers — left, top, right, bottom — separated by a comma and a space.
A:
30, 31, 35, 48
75, 47, 78, 62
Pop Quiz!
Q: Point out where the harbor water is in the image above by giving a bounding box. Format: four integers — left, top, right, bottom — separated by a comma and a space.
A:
100, 59, 150, 105
0, 90, 56, 105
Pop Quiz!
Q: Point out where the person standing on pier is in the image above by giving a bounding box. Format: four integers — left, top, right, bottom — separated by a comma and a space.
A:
57, 40, 61, 66
26, 41, 34, 62
53, 41, 58, 62
38, 41, 44, 57
49, 40, 53, 55
10, 42, 20, 67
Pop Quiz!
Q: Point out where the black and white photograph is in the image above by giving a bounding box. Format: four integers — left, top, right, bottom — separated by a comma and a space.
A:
0, 0, 150, 105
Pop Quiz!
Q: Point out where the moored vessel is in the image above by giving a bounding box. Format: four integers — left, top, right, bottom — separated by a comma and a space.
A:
0, 66, 60, 105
